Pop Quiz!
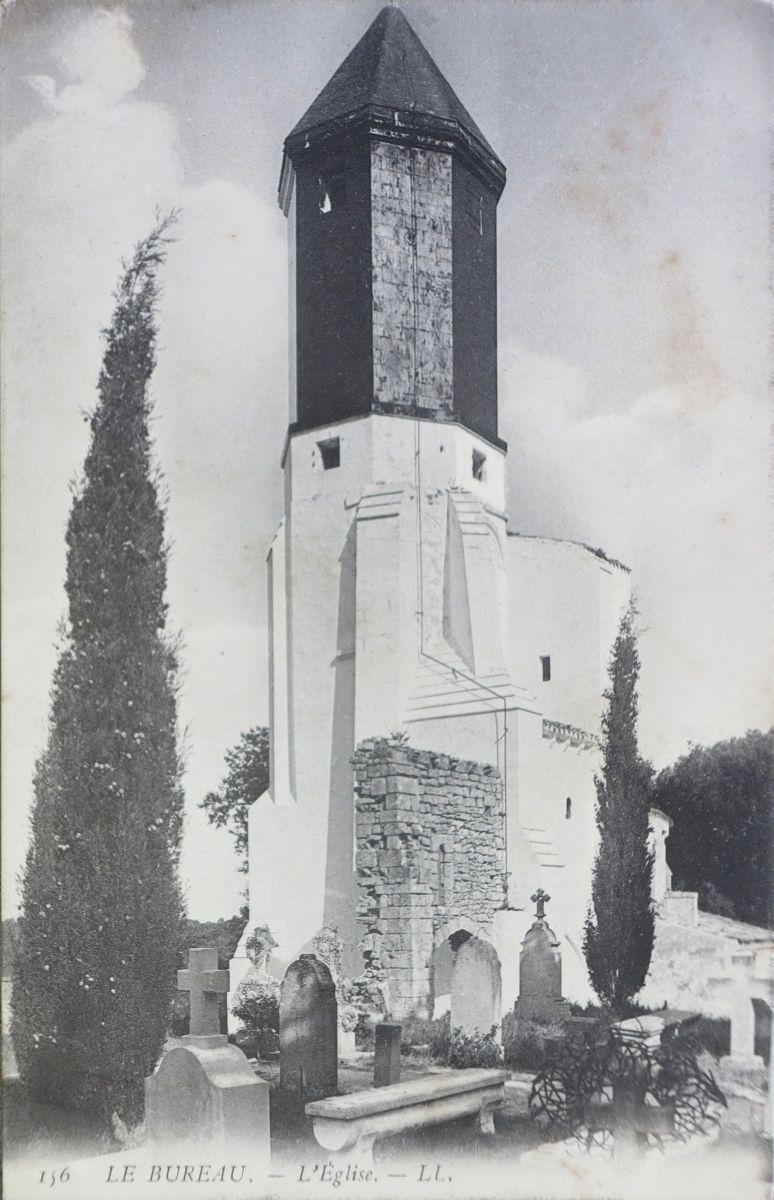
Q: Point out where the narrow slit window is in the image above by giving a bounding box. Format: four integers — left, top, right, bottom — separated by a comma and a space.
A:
472, 449, 487, 481
565, 797, 572, 820
540, 655, 551, 682
467, 184, 484, 235
318, 437, 340, 470
317, 168, 346, 215
436, 845, 447, 907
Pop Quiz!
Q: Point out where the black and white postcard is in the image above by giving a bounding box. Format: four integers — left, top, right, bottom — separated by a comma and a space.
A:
2, 2, 771, 1198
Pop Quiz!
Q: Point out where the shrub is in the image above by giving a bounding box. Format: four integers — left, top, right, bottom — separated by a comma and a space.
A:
336, 980, 360, 1033
568, 1001, 606, 1019
169, 992, 190, 1038
399, 1012, 451, 1060
449, 1025, 504, 1069
502, 1014, 565, 1072
430, 1011, 452, 1061
311, 926, 343, 981
178, 914, 246, 971
686, 1017, 731, 1061
245, 925, 277, 970
231, 978, 279, 1057
336, 976, 387, 1044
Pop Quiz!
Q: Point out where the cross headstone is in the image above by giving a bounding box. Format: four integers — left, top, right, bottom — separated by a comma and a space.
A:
177, 946, 229, 1039
514, 904, 570, 1022
374, 1023, 402, 1087
588, 1078, 674, 1161
145, 947, 270, 1162
280, 953, 338, 1102
709, 951, 770, 1070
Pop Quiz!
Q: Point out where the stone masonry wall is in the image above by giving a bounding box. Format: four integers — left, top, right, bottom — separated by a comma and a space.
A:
371, 142, 453, 415
354, 738, 505, 1017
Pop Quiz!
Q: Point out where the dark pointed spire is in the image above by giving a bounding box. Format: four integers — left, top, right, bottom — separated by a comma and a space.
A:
283, 6, 504, 193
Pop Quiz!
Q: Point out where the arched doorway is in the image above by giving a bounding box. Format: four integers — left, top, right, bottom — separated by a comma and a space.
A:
429, 927, 474, 1018
429, 922, 501, 1034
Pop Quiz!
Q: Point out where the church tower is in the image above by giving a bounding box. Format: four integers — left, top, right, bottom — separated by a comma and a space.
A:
234, 6, 631, 1017
280, 3, 506, 445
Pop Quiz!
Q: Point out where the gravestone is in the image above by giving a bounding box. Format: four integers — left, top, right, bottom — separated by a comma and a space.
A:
280, 953, 337, 1101
514, 890, 571, 1022
710, 951, 771, 1074
145, 947, 270, 1162
374, 1023, 402, 1087
450, 936, 502, 1039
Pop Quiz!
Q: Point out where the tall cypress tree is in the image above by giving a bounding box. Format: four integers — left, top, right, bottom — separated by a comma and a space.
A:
12, 216, 184, 1125
583, 603, 655, 1013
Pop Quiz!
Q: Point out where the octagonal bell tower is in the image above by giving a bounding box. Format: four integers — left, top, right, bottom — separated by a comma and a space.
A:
280, 3, 506, 444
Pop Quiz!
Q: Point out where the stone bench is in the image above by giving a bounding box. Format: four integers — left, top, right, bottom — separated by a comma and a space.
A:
305, 1068, 509, 1163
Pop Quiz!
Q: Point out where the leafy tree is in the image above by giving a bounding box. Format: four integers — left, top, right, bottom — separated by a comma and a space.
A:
11, 216, 184, 1125
177, 911, 247, 970
584, 604, 655, 1012
3, 918, 18, 977
200, 727, 269, 871
654, 730, 773, 927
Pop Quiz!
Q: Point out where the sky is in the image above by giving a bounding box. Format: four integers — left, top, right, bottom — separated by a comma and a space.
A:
2, 0, 771, 922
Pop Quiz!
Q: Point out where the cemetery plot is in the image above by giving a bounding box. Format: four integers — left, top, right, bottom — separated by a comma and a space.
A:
529, 1022, 727, 1157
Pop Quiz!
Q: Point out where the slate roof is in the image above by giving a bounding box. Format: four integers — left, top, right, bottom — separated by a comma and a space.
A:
288, 5, 499, 162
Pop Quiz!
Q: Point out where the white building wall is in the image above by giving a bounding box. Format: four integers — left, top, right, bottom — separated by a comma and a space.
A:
501, 535, 632, 1003
235, 420, 632, 1011
239, 414, 510, 981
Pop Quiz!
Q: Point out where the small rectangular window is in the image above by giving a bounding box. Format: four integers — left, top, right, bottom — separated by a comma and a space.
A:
472, 449, 487, 481
540, 655, 551, 682
318, 437, 340, 470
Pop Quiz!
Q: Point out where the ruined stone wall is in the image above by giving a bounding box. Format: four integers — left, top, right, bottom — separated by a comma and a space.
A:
354, 738, 505, 1016
371, 142, 453, 415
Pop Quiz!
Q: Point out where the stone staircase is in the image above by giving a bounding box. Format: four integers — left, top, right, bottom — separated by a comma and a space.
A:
520, 823, 565, 869
403, 650, 528, 723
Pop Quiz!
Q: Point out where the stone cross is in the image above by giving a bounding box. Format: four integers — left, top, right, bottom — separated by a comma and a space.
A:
531, 889, 550, 921
708, 950, 771, 1065
588, 1079, 674, 1161
178, 947, 229, 1038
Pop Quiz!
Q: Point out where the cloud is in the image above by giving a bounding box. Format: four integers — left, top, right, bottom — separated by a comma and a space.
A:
2, 5, 284, 920
502, 345, 772, 765
25, 7, 144, 114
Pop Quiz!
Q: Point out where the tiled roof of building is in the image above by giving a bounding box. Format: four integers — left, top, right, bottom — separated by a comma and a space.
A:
288, 5, 498, 161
